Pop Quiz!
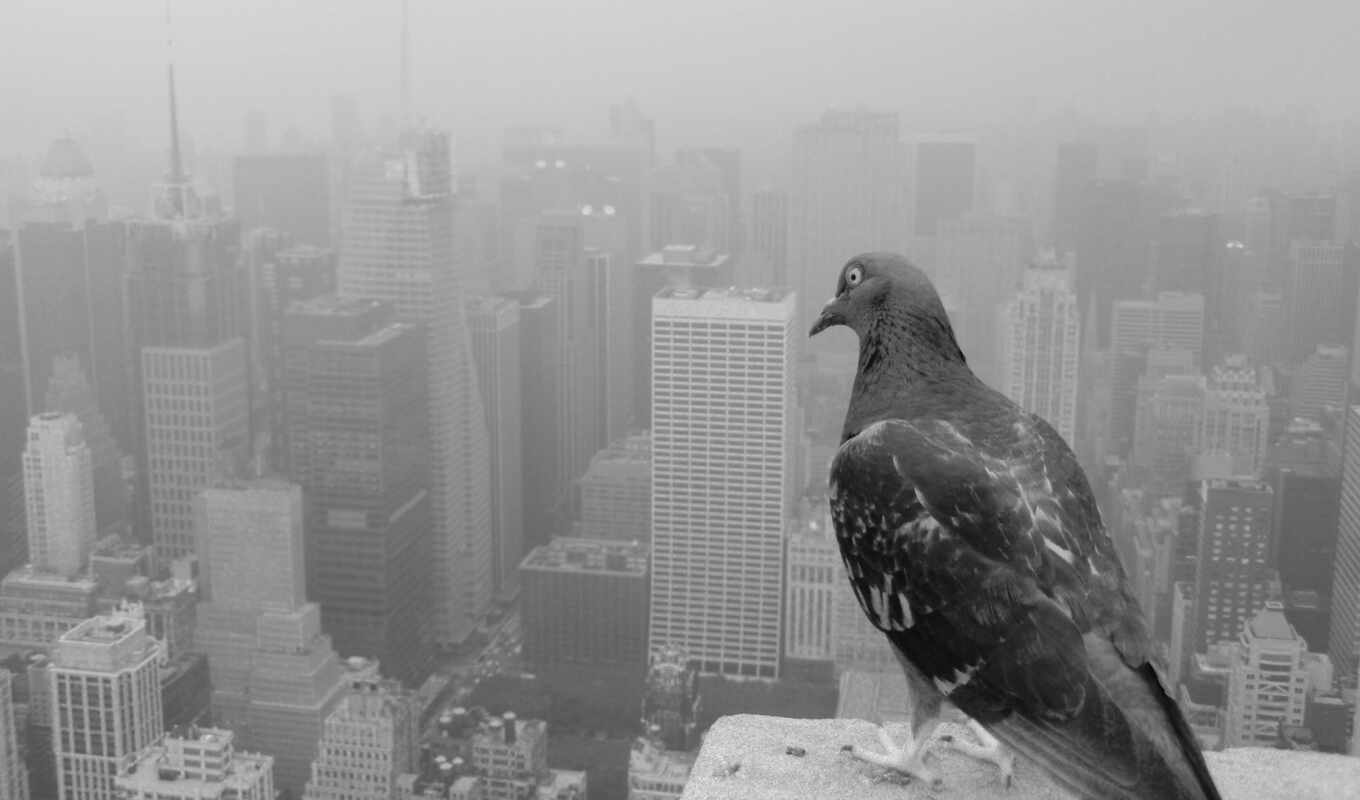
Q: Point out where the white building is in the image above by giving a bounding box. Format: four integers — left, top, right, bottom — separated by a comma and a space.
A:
338, 127, 493, 646
51, 615, 164, 800
1225, 602, 1313, 747
784, 506, 838, 665
649, 286, 797, 678
0, 669, 27, 800
999, 257, 1080, 444
23, 412, 96, 577
1201, 355, 1271, 478
302, 680, 418, 800
115, 727, 274, 800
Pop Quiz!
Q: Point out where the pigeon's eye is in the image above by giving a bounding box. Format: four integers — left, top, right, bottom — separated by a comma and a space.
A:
845, 266, 864, 287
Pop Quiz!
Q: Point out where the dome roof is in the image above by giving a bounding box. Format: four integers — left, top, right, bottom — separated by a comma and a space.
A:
39, 137, 94, 179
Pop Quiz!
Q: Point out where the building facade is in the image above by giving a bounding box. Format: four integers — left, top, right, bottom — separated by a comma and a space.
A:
23, 413, 96, 577
999, 258, 1080, 444
115, 727, 275, 800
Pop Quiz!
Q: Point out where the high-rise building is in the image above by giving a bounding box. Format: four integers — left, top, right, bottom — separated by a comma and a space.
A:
1151, 210, 1218, 297
1225, 602, 1313, 748
785, 506, 838, 675
913, 138, 976, 238
1108, 292, 1206, 455
193, 479, 349, 793
791, 110, 907, 341
0, 235, 26, 575
1075, 179, 1155, 349
115, 727, 275, 800
22, 413, 95, 577
747, 188, 788, 287
337, 127, 493, 646
11, 138, 133, 452
934, 213, 1034, 386
232, 152, 332, 246
468, 296, 525, 600
1291, 344, 1349, 423
1268, 421, 1342, 598
0, 669, 26, 800
282, 296, 431, 684
1286, 241, 1359, 362
51, 615, 164, 800
520, 537, 648, 675
999, 257, 1080, 444
44, 356, 127, 535
1200, 356, 1271, 479
302, 679, 418, 800
1131, 353, 1205, 496
1331, 405, 1360, 679
578, 433, 651, 542
1193, 478, 1275, 652
1242, 288, 1287, 368
649, 286, 796, 677
498, 292, 566, 549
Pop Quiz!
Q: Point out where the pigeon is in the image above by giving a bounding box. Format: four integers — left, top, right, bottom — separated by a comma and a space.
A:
810, 252, 1222, 799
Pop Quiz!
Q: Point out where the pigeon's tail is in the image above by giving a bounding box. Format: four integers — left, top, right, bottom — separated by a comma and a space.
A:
977, 649, 1222, 800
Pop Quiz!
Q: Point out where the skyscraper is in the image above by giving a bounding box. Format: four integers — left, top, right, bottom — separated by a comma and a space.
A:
467, 296, 525, 601
1201, 356, 1271, 479
301, 680, 418, 800
790, 110, 907, 343
649, 286, 796, 678
578, 432, 651, 543
337, 127, 493, 646
1330, 405, 1360, 679
1286, 241, 1359, 362
1108, 292, 1206, 456
1151, 210, 1219, 297
0, 669, 26, 800
0, 235, 26, 575
23, 412, 95, 577
999, 257, 1080, 444
44, 355, 127, 536
1291, 344, 1349, 423
282, 295, 432, 683
193, 479, 352, 793
747, 188, 788, 287
1193, 478, 1275, 652
1074, 179, 1154, 349
785, 507, 838, 675
913, 138, 977, 238
1225, 602, 1313, 748
51, 615, 164, 800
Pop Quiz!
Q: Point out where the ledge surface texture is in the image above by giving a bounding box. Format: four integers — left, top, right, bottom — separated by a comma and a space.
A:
680, 715, 1360, 800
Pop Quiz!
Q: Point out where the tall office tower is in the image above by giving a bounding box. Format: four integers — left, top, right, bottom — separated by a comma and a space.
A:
1151, 210, 1218, 296
999, 257, 1080, 444
116, 727, 275, 800
0, 669, 26, 800
1199, 355, 1271, 478
1291, 344, 1350, 423
497, 292, 565, 549
1331, 405, 1360, 679
578, 432, 651, 542
0, 236, 25, 574
933, 213, 1034, 386
1242, 288, 1287, 367
1052, 140, 1099, 254
193, 479, 348, 793
45, 356, 127, 535
232, 152, 332, 246
649, 286, 796, 678
790, 110, 907, 344
1225, 602, 1313, 747
12, 139, 132, 452
1130, 354, 1204, 495
747, 188, 789, 287
784, 506, 838, 677
520, 538, 649, 676
913, 138, 977, 238
337, 127, 493, 647
584, 243, 637, 444
51, 615, 164, 800
1266, 192, 1337, 274
1075, 179, 1155, 349
22, 413, 95, 577
466, 296, 524, 600
301, 679, 418, 800
1193, 478, 1274, 652
533, 212, 606, 495
282, 297, 431, 683
1108, 292, 1205, 456
1286, 241, 1359, 361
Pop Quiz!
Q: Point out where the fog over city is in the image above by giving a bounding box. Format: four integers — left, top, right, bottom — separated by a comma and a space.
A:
3, 2, 1360, 800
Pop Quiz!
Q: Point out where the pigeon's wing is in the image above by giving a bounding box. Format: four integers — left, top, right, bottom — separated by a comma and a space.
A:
828, 418, 1220, 800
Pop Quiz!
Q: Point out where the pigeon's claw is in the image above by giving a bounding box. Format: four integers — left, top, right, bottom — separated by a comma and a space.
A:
848, 723, 945, 792
939, 720, 1016, 789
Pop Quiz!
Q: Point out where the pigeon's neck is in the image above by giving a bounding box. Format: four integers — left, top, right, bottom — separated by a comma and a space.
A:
842, 317, 973, 441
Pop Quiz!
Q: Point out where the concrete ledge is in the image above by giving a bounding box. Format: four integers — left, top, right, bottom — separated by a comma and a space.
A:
680, 715, 1360, 800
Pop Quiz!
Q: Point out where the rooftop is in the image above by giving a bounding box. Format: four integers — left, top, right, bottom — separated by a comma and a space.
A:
680, 715, 1360, 800
639, 243, 731, 269
1246, 602, 1298, 642
116, 727, 273, 796
520, 537, 648, 576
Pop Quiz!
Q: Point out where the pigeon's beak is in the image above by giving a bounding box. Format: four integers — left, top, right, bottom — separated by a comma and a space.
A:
809, 296, 846, 337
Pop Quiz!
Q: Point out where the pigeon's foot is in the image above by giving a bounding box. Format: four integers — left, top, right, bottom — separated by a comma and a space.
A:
848, 722, 945, 792
939, 720, 1016, 789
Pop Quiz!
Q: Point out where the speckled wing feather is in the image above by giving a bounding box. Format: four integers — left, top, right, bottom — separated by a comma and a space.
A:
828, 415, 1222, 800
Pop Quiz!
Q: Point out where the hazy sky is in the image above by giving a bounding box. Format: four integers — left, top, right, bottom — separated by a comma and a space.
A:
2, 0, 1357, 159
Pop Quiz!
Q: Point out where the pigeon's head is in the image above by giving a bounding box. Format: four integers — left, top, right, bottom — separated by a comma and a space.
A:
808, 252, 943, 339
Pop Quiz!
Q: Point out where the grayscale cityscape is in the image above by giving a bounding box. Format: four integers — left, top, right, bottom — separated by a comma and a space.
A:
1, 1, 1360, 798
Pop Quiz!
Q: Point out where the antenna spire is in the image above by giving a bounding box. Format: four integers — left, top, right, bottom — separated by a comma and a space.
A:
165, 0, 186, 214
400, 0, 411, 128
